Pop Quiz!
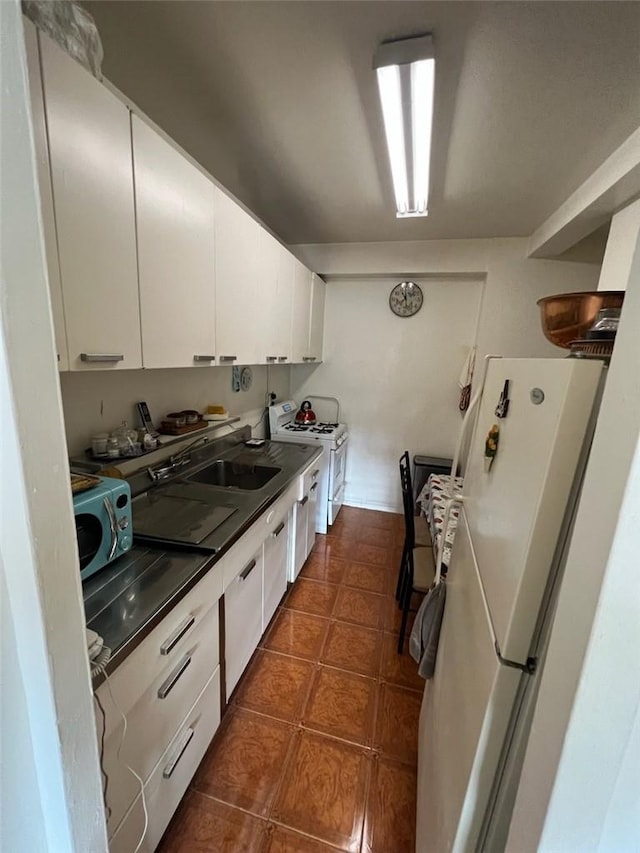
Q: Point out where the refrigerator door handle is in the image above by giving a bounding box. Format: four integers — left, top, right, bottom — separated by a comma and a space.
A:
462, 507, 535, 675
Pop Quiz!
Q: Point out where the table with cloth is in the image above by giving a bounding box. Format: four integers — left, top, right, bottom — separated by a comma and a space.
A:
417, 473, 464, 572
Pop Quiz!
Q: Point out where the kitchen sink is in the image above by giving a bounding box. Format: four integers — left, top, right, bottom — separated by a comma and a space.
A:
188, 459, 281, 490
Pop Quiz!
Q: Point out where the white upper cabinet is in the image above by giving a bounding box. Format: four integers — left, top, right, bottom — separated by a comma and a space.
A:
214, 188, 261, 366
24, 22, 69, 371
291, 259, 313, 363
308, 273, 326, 363
132, 117, 216, 369
40, 35, 141, 370
257, 232, 293, 365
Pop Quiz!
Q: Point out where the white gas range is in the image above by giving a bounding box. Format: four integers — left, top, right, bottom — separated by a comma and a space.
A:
268, 400, 348, 534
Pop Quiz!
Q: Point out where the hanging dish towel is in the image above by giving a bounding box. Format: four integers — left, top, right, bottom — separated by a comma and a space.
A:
458, 347, 476, 413
409, 580, 447, 679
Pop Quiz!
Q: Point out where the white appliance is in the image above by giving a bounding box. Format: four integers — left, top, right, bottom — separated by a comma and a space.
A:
268, 400, 348, 534
416, 357, 606, 852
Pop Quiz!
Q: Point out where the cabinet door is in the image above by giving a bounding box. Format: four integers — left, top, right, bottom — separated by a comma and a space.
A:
25, 23, 69, 371
293, 496, 309, 579
273, 247, 294, 364
263, 511, 290, 631
256, 229, 281, 365
214, 188, 261, 365
308, 274, 326, 363
133, 117, 215, 368
290, 259, 313, 363
40, 34, 141, 370
224, 548, 263, 696
306, 481, 318, 559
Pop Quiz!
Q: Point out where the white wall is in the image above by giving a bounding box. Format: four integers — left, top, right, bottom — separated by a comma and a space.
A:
291, 238, 600, 511
60, 363, 290, 456
597, 197, 640, 292
292, 276, 483, 511
507, 227, 640, 852
1, 4, 107, 849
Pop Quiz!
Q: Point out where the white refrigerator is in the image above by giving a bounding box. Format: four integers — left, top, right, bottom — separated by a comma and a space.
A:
416, 357, 605, 852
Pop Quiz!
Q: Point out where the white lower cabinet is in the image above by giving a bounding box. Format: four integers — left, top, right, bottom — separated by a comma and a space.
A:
307, 480, 319, 557
293, 494, 310, 581
109, 667, 221, 853
263, 509, 291, 632
224, 548, 264, 697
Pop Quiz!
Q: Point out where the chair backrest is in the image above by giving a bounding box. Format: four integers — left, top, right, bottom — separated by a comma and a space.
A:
399, 451, 416, 547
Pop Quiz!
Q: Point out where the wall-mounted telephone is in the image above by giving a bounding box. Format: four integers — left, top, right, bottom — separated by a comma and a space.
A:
86, 628, 111, 676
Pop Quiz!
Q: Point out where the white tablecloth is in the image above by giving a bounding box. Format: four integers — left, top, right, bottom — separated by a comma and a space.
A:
417, 473, 464, 570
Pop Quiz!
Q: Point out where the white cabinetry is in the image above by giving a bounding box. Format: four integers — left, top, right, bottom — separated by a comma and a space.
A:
308, 273, 326, 363
258, 232, 293, 365
263, 509, 291, 631
24, 22, 69, 371
132, 117, 216, 369
40, 34, 141, 370
224, 548, 264, 697
292, 462, 321, 579
95, 563, 223, 842
214, 188, 261, 365
291, 258, 313, 363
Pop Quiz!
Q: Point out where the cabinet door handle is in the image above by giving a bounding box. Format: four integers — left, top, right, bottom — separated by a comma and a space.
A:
312, 469, 320, 479
310, 482, 318, 492
160, 614, 195, 655
278, 356, 288, 362
80, 353, 124, 363
157, 654, 191, 699
193, 354, 215, 362
300, 495, 309, 506
239, 559, 256, 581
266, 356, 277, 362
162, 727, 195, 779
219, 355, 237, 362
272, 521, 285, 538
302, 356, 317, 362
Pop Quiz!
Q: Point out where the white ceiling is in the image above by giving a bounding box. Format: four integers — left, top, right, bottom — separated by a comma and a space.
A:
84, 1, 640, 245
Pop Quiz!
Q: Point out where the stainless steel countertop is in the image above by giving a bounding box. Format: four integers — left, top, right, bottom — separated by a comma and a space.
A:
84, 428, 322, 686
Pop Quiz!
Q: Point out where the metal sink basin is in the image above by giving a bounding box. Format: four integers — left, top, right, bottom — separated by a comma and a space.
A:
188, 459, 281, 490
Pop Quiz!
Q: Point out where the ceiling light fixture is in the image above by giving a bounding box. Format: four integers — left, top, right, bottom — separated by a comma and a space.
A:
373, 34, 435, 218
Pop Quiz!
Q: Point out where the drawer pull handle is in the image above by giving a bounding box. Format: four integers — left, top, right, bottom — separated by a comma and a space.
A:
157, 654, 191, 699
300, 495, 309, 506
162, 726, 195, 779
312, 469, 320, 479
239, 559, 256, 581
193, 354, 215, 362
80, 353, 124, 363
272, 521, 285, 538
310, 482, 318, 492
160, 615, 196, 655
219, 355, 237, 362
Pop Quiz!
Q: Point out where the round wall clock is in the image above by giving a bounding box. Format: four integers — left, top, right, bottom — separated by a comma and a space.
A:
240, 366, 253, 391
389, 281, 423, 317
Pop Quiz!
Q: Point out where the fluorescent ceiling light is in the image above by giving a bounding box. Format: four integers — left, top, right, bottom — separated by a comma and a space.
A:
374, 35, 435, 218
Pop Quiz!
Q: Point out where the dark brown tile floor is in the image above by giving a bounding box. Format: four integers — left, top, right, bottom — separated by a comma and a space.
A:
159, 507, 423, 853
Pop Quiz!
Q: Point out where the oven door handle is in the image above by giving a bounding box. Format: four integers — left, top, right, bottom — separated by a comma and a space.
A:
103, 496, 118, 561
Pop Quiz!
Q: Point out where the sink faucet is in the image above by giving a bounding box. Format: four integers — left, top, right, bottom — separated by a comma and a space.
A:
147, 434, 212, 482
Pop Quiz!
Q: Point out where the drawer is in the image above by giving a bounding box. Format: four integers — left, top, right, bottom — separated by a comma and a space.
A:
99, 561, 223, 727
109, 667, 221, 852
298, 458, 322, 501
98, 605, 219, 835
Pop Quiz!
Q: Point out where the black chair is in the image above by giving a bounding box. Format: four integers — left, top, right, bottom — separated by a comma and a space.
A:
396, 452, 435, 653
395, 451, 431, 601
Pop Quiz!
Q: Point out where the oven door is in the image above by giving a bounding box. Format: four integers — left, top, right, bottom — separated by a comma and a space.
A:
328, 439, 348, 525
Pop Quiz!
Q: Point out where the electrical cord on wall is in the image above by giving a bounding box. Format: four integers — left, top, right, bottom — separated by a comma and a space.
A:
94, 669, 149, 853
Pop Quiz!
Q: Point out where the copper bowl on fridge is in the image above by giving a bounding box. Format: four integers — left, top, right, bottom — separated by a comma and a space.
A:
537, 291, 624, 349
